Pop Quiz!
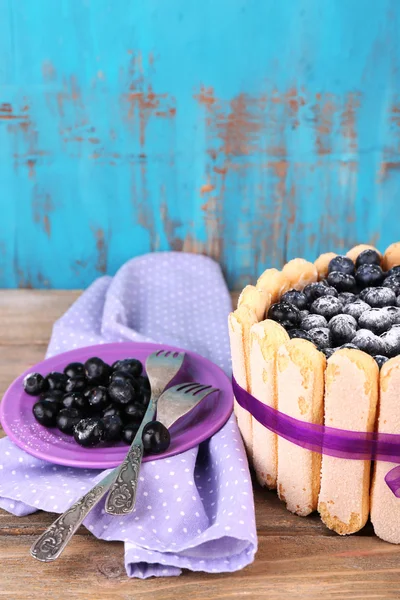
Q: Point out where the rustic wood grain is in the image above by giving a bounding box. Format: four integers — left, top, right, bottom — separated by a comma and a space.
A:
1, 289, 400, 599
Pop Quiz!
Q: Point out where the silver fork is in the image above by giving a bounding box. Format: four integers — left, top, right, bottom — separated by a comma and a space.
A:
104, 349, 185, 515
30, 349, 184, 562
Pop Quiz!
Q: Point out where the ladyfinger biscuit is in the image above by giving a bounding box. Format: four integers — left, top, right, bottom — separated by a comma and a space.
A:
383, 242, 400, 271
314, 252, 337, 280
256, 268, 290, 303
277, 339, 326, 516
282, 258, 318, 291
238, 285, 271, 321
370, 357, 400, 543
318, 349, 379, 535
249, 320, 289, 489
228, 306, 258, 458
346, 244, 382, 263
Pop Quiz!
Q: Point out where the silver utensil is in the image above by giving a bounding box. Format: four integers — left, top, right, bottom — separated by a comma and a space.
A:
30, 380, 218, 562
104, 349, 185, 515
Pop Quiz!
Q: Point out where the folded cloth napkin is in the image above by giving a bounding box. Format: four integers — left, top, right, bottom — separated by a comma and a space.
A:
0, 252, 257, 578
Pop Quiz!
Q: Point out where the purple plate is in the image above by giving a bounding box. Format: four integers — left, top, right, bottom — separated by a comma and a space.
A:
0, 342, 232, 469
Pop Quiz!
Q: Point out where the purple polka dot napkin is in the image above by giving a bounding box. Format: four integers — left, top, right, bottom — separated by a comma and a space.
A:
0, 253, 257, 578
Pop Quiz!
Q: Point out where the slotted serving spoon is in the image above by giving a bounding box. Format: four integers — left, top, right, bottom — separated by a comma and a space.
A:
30, 381, 219, 562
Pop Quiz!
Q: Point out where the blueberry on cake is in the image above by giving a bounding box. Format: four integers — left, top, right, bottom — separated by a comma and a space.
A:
229, 242, 400, 542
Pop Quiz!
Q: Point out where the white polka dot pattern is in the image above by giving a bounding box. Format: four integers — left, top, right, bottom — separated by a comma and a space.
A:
0, 252, 257, 579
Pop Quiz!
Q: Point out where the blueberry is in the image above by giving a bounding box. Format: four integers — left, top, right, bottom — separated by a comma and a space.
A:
380, 327, 400, 358
288, 329, 312, 341
45, 372, 68, 392
352, 329, 386, 356
62, 392, 88, 412
359, 287, 374, 301
329, 314, 358, 346
340, 343, 359, 350
303, 282, 338, 303
387, 266, 400, 277
108, 379, 137, 405
358, 308, 392, 335
32, 401, 58, 427
397, 296, 400, 308
338, 292, 357, 305
280, 320, 296, 330
124, 402, 146, 423
355, 264, 384, 288
268, 302, 300, 327
327, 271, 357, 293
374, 355, 389, 369
322, 348, 335, 358
63, 362, 85, 379
137, 376, 151, 391
362, 287, 396, 308
23, 373, 47, 396
343, 300, 371, 320
328, 256, 355, 276
299, 309, 310, 320
310, 296, 342, 320
56, 408, 82, 435
383, 275, 400, 295
356, 249, 381, 268
40, 389, 64, 404
122, 423, 140, 445
137, 387, 151, 406
84, 357, 111, 385
383, 306, 400, 325
64, 376, 86, 393
142, 421, 170, 454
111, 358, 143, 378
102, 405, 123, 419
281, 290, 308, 310
307, 327, 332, 349
73, 417, 105, 447
87, 386, 109, 411
301, 314, 328, 331
102, 415, 123, 442
110, 370, 139, 390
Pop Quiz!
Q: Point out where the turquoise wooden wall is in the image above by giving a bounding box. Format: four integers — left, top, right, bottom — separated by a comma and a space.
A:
1, 0, 400, 289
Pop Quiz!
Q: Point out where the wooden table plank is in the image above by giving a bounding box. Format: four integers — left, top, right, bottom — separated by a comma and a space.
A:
1, 289, 400, 599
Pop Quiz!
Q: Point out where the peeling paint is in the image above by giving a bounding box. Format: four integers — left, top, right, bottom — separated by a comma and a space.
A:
94, 229, 108, 273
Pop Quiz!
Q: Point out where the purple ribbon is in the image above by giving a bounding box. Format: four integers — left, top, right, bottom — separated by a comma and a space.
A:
232, 376, 400, 497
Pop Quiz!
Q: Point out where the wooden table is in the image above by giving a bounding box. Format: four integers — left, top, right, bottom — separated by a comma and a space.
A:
1, 290, 400, 599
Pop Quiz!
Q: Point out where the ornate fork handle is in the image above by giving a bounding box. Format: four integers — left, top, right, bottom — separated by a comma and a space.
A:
30, 470, 115, 562
104, 444, 144, 515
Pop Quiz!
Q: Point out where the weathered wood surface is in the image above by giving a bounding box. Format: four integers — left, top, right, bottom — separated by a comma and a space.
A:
1, 290, 400, 599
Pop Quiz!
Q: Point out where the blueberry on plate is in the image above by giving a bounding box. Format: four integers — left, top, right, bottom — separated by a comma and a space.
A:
32, 401, 58, 427
63, 362, 85, 379
380, 327, 400, 358
108, 379, 137, 405
73, 417, 105, 447
342, 300, 371, 320
382, 274, 400, 295
397, 296, 400, 308
288, 328, 312, 341
352, 329, 386, 356
84, 357, 111, 386
137, 375, 151, 391
362, 287, 396, 308
300, 314, 328, 331
281, 290, 308, 310
56, 408, 82, 435
111, 358, 143, 378
322, 347, 335, 359
102, 415, 124, 442
340, 343, 359, 350
327, 271, 357, 293
355, 249, 381, 268
137, 386, 151, 406
40, 389, 64, 404
355, 264, 384, 289
110, 370, 140, 390
299, 309, 310, 320
23, 372, 47, 396
383, 306, 400, 325
103, 405, 123, 419
338, 292, 357, 305
387, 266, 400, 277
329, 314, 358, 346
358, 308, 392, 335
328, 256, 355, 276
307, 327, 332, 349
310, 296, 342, 320
62, 392, 88, 412
142, 421, 171, 454
124, 402, 146, 423
87, 386, 109, 411
268, 302, 300, 327
374, 355, 389, 369
64, 376, 86, 393
122, 423, 140, 445
44, 372, 68, 392
303, 282, 338, 303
